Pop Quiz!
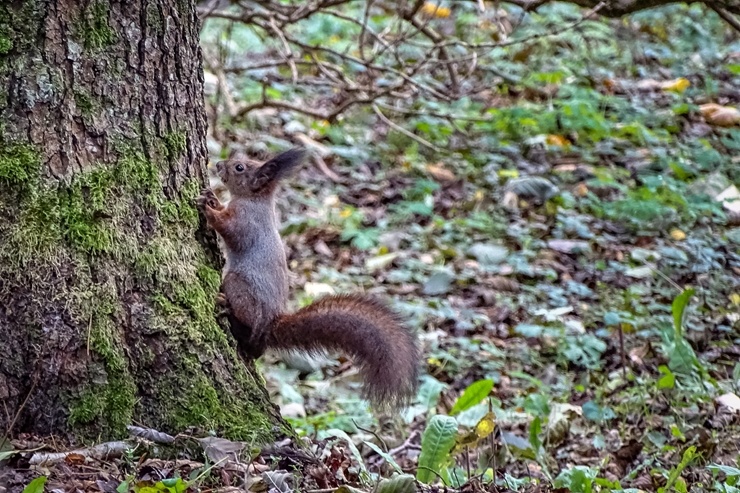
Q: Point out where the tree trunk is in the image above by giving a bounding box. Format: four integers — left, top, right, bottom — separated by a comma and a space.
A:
0, 0, 285, 443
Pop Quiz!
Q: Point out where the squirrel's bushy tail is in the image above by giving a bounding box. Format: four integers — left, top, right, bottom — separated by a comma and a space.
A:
268, 294, 420, 409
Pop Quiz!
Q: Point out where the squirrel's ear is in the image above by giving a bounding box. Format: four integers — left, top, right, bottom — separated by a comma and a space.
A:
251, 147, 307, 191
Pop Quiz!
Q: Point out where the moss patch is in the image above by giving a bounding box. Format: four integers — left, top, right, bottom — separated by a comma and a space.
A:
163, 131, 187, 162
0, 28, 12, 54
75, 0, 116, 51
0, 141, 39, 184
68, 292, 136, 436
0, 130, 282, 442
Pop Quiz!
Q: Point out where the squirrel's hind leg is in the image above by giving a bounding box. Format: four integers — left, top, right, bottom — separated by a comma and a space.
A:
220, 272, 271, 358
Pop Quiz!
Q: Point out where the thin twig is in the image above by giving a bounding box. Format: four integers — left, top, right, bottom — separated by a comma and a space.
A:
372, 103, 442, 152
709, 3, 740, 33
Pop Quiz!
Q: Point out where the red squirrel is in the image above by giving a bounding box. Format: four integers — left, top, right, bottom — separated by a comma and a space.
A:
197, 148, 420, 408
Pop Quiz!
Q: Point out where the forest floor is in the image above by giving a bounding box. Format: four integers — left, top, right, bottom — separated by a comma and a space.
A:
3, 2, 740, 493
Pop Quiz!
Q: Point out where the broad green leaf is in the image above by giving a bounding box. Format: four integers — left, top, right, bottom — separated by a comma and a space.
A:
116, 480, 130, 493
376, 474, 416, 493
553, 465, 598, 493
449, 379, 494, 416
672, 288, 695, 336
416, 415, 458, 484
22, 476, 47, 493
417, 375, 447, 410
668, 339, 698, 376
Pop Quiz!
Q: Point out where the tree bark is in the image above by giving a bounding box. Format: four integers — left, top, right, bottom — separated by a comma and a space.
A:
0, 0, 285, 442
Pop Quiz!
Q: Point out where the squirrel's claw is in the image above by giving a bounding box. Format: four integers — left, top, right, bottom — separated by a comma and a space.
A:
215, 292, 232, 317
197, 188, 221, 211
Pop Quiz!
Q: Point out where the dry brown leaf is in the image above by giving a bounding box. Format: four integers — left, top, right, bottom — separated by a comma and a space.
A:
700, 103, 740, 127
426, 163, 457, 182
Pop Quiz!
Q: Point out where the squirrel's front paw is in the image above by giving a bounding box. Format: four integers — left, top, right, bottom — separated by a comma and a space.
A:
215, 292, 233, 317
197, 188, 222, 211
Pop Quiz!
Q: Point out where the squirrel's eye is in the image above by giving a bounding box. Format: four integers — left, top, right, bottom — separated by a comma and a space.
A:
235, 163, 245, 172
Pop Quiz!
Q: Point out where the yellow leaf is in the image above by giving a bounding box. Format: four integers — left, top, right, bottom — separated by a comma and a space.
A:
339, 208, 353, 218
669, 228, 686, 241
661, 77, 690, 93
421, 2, 451, 18
545, 134, 570, 147
474, 412, 496, 439
498, 169, 519, 179
730, 293, 740, 306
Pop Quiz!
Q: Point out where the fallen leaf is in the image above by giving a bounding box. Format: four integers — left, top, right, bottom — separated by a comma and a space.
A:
423, 271, 454, 295
420, 2, 451, 18
700, 103, 740, 127
64, 453, 85, 465
426, 163, 456, 182
505, 177, 559, 203
716, 185, 740, 214
625, 266, 653, 278
546, 134, 571, 146
198, 436, 245, 463
468, 243, 509, 266
304, 282, 336, 297
546, 239, 590, 254
716, 393, 740, 413
670, 229, 686, 241
661, 77, 690, 92
365, 253, 399, 272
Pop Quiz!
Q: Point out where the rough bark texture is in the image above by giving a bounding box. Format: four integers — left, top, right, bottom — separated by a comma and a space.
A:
0, 0, 285, 443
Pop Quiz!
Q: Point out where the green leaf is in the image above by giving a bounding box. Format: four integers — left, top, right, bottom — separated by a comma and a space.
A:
708, 464, 740, 477
668, 339, 698, 376
528, 416, 542, 451
659, 446, 696, 493
416, 415, 458, 484
363, 441, 403, 474
657, 365, 676, 389
672, 288, 695, 337
376, 474, 416, 493
449, 379, 494, 416
553, 465, 598, 493
0, 450, 18, 461
22, 476, 47, 493
116, 480, 130, 493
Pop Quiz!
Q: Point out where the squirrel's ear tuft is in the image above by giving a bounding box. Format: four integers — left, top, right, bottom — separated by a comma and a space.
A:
251, 147, 307, 192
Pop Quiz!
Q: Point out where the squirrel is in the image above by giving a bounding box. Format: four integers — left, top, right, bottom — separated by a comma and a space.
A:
197, 147, 420, 408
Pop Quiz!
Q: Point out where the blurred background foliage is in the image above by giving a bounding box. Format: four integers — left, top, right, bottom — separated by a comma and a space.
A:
197, 0, 740, 490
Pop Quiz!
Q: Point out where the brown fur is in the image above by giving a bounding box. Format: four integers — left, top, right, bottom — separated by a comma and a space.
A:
198, 148, 420, 409
271, 294, 420, 407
